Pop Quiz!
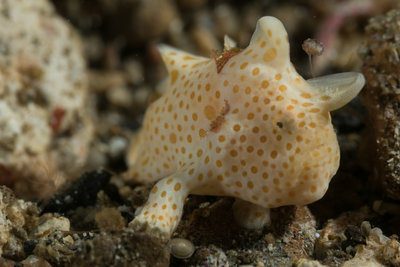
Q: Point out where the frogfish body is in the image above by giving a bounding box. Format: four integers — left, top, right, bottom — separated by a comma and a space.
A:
125, 16, 365, 240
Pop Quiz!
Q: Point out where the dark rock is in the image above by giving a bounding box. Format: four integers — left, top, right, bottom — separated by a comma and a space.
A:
341, 225, 366, 254
23, 240, 38, 257
41, 169, 112, 214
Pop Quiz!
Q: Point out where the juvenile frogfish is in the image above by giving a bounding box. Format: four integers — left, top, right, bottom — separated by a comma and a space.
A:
125, 16, 365, 240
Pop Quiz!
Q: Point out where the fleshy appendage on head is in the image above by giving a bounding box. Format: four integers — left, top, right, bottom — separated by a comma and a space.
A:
307, 72, 365, 111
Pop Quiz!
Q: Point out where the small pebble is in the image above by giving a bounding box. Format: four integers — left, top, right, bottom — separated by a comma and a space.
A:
169, 238, 195, 259
264, 233, 275, 244
63, 235, 74, 246
123, 59, 144, 85
360, 221, 371, 237
109, 136, 127, 158
20, 255, 51, 267
34, 216, 70, 238
107, 87, 135, 108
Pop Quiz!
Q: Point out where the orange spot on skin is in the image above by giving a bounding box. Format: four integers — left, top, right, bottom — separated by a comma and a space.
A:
170, 70, 178, 85
232, 165, 238, 172
183, 55, 195, 60
251, 166, 258, 174
204, 105, 216, 120
279, 85, 287, 92
302, 103, 313, 107
174, 183, 181, 191
297, 113, 305, 119
311, 186, 317, 193
286, 105, 294, 111
263, 47, 277, 62
233, 124, 241, 132
261, 80, 270, 88
252, 67, 260, 76
151, 186, 158, 194
199, 129, 207, 137
301, 93, 312, 99
169, 133, 177, 144
230, 150, 238, 157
